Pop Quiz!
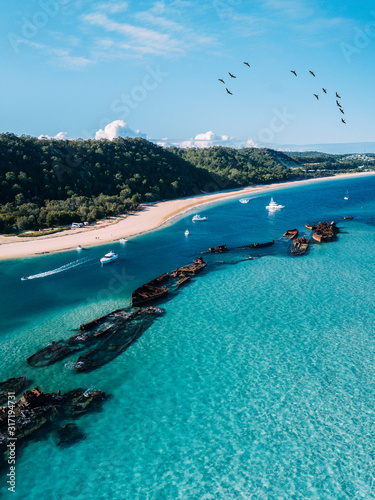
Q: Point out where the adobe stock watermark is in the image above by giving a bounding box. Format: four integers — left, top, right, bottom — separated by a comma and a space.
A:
213, 0, 241, 20
256, 107, 296, 144
53, 149, 90, 183
8, 0, 74, 54
340, 11, 375, 63
81, 65, 169, 139
6, 392, 17, 493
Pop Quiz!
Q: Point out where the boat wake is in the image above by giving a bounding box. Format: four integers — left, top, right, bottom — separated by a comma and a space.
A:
64, 361, 76, 370
83, 386, 99, 397
21, 257, 92, 281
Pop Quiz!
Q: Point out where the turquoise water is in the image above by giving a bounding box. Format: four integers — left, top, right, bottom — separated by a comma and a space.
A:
1, 175, 375, 499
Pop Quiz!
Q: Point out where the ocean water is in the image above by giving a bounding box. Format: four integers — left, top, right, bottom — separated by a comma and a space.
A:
1, 175, 375, 499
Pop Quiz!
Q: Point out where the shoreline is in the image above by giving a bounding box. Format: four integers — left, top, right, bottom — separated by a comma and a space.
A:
0, 171, 374, 261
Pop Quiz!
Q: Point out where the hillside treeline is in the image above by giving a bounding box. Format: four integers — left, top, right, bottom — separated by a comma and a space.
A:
0, 134, 218, 232
1, 134, 365, 234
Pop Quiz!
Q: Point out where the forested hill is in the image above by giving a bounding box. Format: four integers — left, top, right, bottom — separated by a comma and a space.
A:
0, 134, 218, 232
0, 134, 309, 233
168, 146, 301, 186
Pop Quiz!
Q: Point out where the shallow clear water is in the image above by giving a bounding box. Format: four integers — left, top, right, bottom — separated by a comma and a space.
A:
1, 175, 375, 499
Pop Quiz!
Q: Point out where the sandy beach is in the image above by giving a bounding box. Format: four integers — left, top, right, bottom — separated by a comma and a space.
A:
0, 171, 374, 261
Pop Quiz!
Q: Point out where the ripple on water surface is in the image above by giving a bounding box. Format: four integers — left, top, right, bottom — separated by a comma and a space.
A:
2, 176, 375, 499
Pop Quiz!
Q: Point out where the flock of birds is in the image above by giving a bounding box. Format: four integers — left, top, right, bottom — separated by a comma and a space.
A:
218, 63, 347, 125
290, 69, 346, 124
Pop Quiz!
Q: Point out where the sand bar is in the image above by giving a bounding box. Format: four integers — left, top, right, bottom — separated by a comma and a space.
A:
0, 171, 374, 261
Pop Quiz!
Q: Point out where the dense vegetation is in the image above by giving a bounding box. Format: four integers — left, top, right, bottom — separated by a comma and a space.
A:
0, 133, 371, 234
288, 151, 373, 171
169, 146, 304, 188
288, 151, 339, 163
0, 134, 216, 233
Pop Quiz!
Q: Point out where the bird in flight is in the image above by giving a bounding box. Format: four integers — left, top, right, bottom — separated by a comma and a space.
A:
341, 118, 346, 124
290, 70, 297, 77
218, 79, 225, 84
226, 88, 233, 95
336, 92, 341, 98
336, 100, 342, 108
228, 72, 236, 78
309, 71, 316, 77
322, 88, 327, 94
339, 108, 345, 114
313, 94, 319, 100
243, 62, 250, 67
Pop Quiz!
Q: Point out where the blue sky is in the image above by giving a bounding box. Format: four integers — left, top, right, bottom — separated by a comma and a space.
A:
1, 0, 375, 147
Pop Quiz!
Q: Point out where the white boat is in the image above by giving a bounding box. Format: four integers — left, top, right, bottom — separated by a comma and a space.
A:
239, 198, 250, 204
185, 230, 189, 236
76, 245, 82, 250
266, 197, 284, 211
192, 214, 207, 221
344, 190, 349, 200
100, 251, 118, 264
21, 276, 29, 281
119, 238, 127, 243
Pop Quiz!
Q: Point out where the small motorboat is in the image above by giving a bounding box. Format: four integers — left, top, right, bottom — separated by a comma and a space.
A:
76, 245, 82, 250
119, 238, 127, 243
266, 198, 284, 211
192, 214, 207, 221
21, 276, 29, 281
185, 230, 189, 236
100, 251, 118, 264
239, 198, 250, 204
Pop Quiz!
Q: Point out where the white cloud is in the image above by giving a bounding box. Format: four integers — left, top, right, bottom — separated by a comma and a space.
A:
82, 4, 216, 61
134, 9, 215, 48
95, 120, 146, 140
22, 40, 93, 70
38, 132, 69, 140
156, 138, 174, 147
96, 1, 129, 14
193, 131, 232, 148
20, 2, 215, 68
264, 0, 314, 19
155, 131, 258, 149
37, 127, 258, 148
83, 13, 183, 57
245, 139, 258, 148
54, 132, 70, 140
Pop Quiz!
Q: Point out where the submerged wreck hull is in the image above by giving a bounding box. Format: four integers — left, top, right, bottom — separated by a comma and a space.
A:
176, 276, 190, 288
283, 229, 299, 239
291, 237, 310, 256
131, 273, 170, 307
171, 257, 207, 278
0, 377, 30, 406
74, 331, 141, 373
207, 245, 228, 253
74, 307, 164, 372
27, 341, 81, 368
131, 286, 168, 307
27, 307, 163, 370
313, 221, 339, 243
237, 240, 275, 249
0, 387, 106, 463
80, 308, 123, 331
